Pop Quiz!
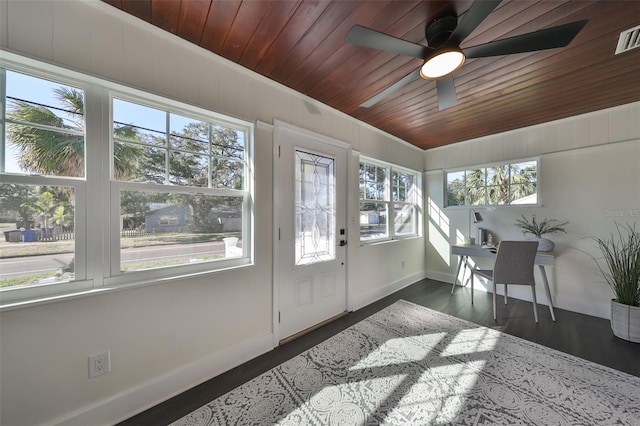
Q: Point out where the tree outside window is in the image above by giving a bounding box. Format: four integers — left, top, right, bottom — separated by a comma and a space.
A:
359, 158, 420, 242
446, 160, 537, 207
1, 66, 252, 295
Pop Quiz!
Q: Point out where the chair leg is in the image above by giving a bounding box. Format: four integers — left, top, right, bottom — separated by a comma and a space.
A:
531, 285, 539, 323
470, 271, 474, 305
504, 284, 508, 304
493, 281, 497, 320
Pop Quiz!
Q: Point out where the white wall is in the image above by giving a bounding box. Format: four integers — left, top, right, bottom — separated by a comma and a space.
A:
424, 102, 640, 319
0, 1, 425, 425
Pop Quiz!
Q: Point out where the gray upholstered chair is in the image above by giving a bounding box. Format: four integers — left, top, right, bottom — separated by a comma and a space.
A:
471, 240, 540, 322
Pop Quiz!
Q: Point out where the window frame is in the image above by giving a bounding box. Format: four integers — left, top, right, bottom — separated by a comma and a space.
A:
0, 174, 91, 305
444, 158, 540, 208
0, 51, 254, 308
107, 90, 253, 284
0, 60, 94, 306
359, 156, 421, 244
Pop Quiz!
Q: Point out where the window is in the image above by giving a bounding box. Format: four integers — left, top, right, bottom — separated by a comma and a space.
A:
1, 69, 86, 298
110, 97, 250, 278
0, 53, 253, 305
445, 160, 538, 207
359, 157, 421, 242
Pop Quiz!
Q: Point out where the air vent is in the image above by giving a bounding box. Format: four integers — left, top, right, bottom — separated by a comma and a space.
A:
615, 25, 640, 54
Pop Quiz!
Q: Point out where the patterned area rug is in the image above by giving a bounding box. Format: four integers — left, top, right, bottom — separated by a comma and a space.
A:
172, 300, 640, 425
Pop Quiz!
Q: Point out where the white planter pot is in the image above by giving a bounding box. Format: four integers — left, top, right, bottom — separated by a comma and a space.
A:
610, 300, 640, 343
528, 237, 554, 252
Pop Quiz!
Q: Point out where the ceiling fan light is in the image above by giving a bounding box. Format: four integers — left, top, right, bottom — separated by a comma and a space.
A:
420, 50, 465, 80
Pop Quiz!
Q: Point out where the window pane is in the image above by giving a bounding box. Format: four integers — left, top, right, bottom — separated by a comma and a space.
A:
510, 184, 537, 204
394, 203, 416, 236
170, 113, 208, 153
112, 99, 246, 189
4, 70, 85, 177
120, 191, 243, 272
487, 185, 508, 205
114, 142, 165, 183
510, 161, 537, 184
360, 202, 388, 241
446, 171, 465, 185
466, 168, 486, 188
446, 171, 466, 206
392, 171, 414, 202
0, 183, 75, 289
211, 158, 244, 189
113, 98, 166, 146
466, 187, 485, 205
169, 151, 208, 187
360, 163, 387, 201
211, 125, 245, 160
358, 162, 367, 199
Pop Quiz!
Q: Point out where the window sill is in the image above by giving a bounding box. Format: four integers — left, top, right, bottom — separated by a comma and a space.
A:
360, 234, 421, 247
0, 261, 254, 312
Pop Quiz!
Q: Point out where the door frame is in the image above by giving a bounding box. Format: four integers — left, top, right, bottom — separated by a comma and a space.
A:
272, 120, 352, 345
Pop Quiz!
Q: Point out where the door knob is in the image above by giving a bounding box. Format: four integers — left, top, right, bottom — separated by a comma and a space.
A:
339, 240, 347, 246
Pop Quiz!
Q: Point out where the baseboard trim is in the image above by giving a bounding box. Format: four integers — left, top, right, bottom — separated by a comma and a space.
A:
425, 271, 610, 320
426, 270, 454, 284
351, 271, 427, 311
554, 296, 610, 319
53, 333, 274, 426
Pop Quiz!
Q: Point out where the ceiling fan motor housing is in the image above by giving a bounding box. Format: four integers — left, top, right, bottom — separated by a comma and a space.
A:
425, 15, 458, 48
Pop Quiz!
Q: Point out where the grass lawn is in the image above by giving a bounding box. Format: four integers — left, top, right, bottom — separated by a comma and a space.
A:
0, 232, 240, 257
0, 240, 74, 257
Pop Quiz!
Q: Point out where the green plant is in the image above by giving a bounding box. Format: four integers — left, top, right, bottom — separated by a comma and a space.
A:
515, 214, 568, 237
593, 223, 640, 307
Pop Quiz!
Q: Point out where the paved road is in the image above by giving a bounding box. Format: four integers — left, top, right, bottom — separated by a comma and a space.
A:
0, 240, 231, 278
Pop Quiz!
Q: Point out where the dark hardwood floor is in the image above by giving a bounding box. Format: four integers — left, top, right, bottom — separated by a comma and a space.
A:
119, 278, 640, 425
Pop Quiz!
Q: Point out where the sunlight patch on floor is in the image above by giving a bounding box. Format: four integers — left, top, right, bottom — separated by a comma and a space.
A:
440, 327, 500, 357
280, 374, 408, 425
349, 333, 447, 371
402, 360, 486, 424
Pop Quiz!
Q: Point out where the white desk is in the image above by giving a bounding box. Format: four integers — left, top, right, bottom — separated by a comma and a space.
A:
451, 244, 556, 321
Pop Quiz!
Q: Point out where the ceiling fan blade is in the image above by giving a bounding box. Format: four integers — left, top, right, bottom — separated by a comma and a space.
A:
360, 67, 421, 108
449, 0, 502, 45
437, 76, 458, 110
463, 20, 588, 58
346, 25, 432, 59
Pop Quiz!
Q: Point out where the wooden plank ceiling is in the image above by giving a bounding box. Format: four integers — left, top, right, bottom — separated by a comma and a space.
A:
101, 0, 640, 150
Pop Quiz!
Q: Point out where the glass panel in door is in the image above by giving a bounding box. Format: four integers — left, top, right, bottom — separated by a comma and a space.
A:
294, 150, 335, 266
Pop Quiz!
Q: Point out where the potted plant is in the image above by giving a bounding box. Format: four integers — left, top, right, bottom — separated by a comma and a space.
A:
592, 223, 640, 343
515, 214, 568, 251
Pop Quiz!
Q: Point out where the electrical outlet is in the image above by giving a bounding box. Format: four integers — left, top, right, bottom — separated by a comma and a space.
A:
88, 351, 111, 378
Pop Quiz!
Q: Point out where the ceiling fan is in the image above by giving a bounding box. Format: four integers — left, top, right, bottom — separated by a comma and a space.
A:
345, 0, 588, 110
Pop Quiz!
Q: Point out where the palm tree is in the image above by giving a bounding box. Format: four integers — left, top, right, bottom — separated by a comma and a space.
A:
508, 163, 537, 202
6, 84, 142, 273
7, 87, 140, 179
33, 191, 56, 230
51, 203, 73, 238
448, 163, 536, 206
465, 169, 486, 205
8, 87, 84, 176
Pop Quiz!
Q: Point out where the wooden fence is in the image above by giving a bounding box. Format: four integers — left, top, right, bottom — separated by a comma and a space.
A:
40, 230, 75, 241
121, 226, 186, 237
3, 229, 74, 242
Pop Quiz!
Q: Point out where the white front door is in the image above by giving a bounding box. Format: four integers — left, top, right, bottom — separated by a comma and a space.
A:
275, 122, 348, 341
